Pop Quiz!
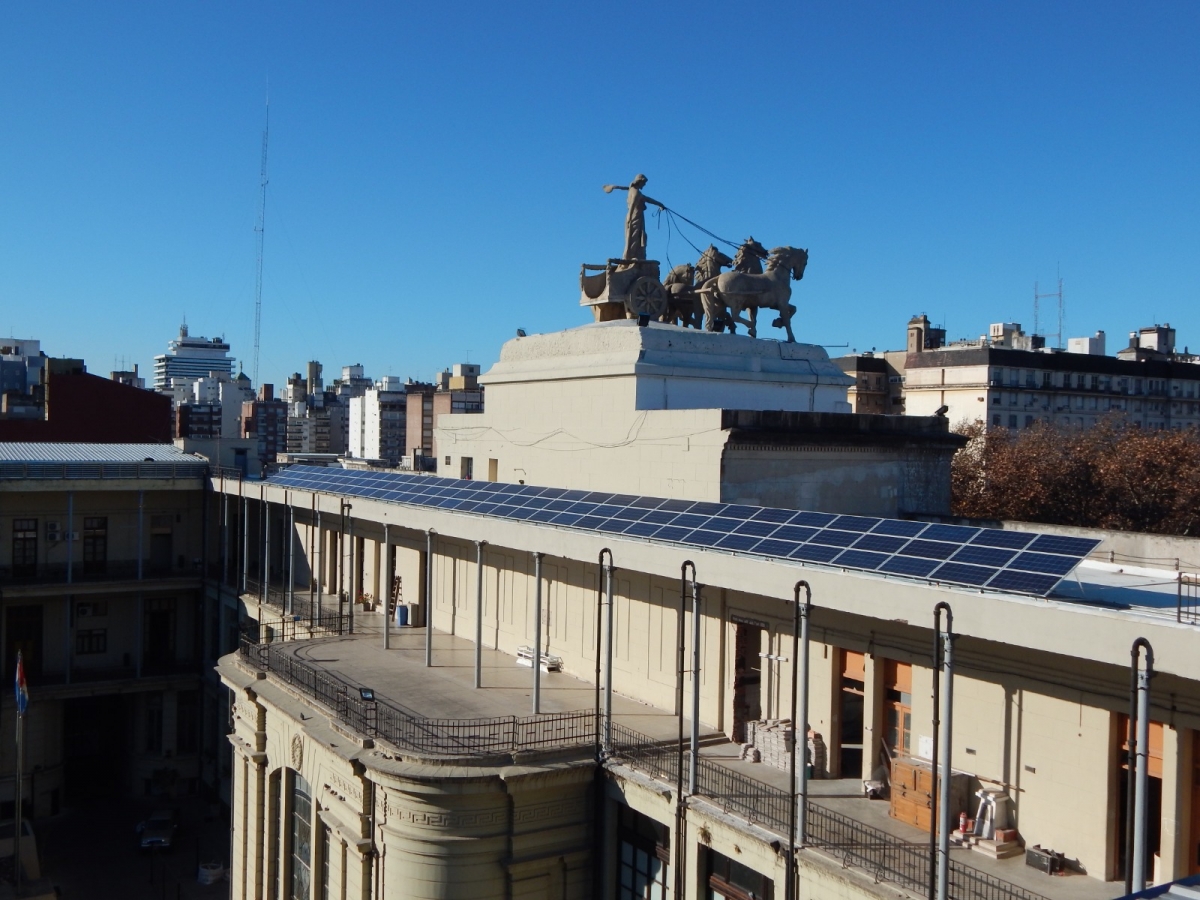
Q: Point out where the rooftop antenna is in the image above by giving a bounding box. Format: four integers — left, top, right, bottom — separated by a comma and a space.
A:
1034, 269, 1064, 349
252, 87, 270, 387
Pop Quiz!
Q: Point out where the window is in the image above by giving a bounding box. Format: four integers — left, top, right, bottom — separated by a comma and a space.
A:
1007, 415, 1017, 428
1024, 415, 1034, 428
1042, 372, 1052, 388
269, 771, 282, 900
12, 519, 37, 577
82, 516, 108, 574
75, 628, 107, 655
291, 773, 312, 900
991, 414, 1000, 426
618, 806, 669, 900
706, 847, 772, 900
459, 457, 473, 480
990, 393, 1000, 405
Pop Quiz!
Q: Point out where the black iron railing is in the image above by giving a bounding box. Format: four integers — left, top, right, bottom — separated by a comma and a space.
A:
237, 634, 597, 758
607, 726, 1050, 900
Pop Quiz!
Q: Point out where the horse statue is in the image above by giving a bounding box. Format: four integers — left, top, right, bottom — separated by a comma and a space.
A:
661, 245, 733, 328
699, 246, 808, 342
732, 237, 769, 274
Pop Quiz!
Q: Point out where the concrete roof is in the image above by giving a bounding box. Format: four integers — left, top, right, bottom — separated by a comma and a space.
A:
0, 442, 204, 464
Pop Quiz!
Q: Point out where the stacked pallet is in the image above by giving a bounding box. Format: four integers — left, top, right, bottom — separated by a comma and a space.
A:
744, 719, 795, 771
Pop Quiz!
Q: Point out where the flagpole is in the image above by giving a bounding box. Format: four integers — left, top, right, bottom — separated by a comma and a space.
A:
13, 710, 21, 893
14, 649, 27, 894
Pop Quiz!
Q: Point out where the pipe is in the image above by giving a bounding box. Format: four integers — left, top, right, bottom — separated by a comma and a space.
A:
383, 524, 391, 650
689, 578, 702, 795
139, 489, 146, 582
676, 561, 695, 900
474, 540, 486, 688
933, 602, 954, 900
315, 510, 323, 625
789, 580, 812, 897
66, 492, 73, 584
347, 513, 355, 635
261, 492, 269, 604
425, 530, 435, 667
222, 492, 230, 587
1130, 638, 1155, 892
287, 501, 296, 616
595, 549, 612, 754
604, 552, 616, 750
532, 552, 544, 714
240, 495, 248, 593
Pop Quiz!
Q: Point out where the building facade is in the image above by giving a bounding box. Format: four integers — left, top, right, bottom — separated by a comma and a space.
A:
153, 324, 235, 393
0, 443, 222, 814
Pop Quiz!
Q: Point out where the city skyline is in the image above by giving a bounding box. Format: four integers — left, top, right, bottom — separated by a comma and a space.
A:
1, 2, 1197, 387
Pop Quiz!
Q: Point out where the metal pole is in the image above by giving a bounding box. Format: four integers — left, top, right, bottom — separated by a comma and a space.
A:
383, 525, 391, 650
138, 490, 145, 582
792, 581, 812, 860
604, 557, 615, 749
935, 604, 954, 900
474, 540, 486, 688
596, 549, 612, 753
532, 552, 544, 714
930, 603, 948, 900
222, 492, 230, 586
287, 501, 296, 616
14, 711, 22, 893
261, 494, 269, 604
1131, 638, 1155, 892
675, 561, 693, 900
240, 496, 248, 593
347, 513, 355, 635
424, 530, 434, 667
315, 511, 323, 625
66, 492, 73, 584
689, 580, 702, 795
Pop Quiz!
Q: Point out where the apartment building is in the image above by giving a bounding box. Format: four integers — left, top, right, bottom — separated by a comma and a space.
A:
243, 384, 289, 465
0, 443, 217, 811
348, 378, 408, 465
838, 316, 1200, 431
152, 324, 235, 393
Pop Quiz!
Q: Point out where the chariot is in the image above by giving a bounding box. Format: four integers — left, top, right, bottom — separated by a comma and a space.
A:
579, 258, 668, 322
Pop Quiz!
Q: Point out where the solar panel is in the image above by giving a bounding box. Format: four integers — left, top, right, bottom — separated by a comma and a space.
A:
260, 465, 1100, 597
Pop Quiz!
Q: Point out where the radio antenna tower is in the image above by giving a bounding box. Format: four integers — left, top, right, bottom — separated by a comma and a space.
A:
1034, 272, 1064, 349
252, 93, 270, 387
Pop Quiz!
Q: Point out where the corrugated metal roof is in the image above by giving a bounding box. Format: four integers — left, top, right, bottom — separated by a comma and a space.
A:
0, 443, 205, 465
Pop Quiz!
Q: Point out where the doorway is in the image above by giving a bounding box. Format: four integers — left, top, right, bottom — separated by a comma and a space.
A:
732, 622, 762, 743
838, 650, 866, 778
1114, 713, 1163, 884
64, 694, 130, 799
1189, 730, 1199, 875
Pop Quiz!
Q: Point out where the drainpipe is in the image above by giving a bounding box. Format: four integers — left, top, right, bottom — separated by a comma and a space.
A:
261, 491, 269, 605
287, 500, 296, 617
603, 551, 616, 750
383, 524, 391, 650
66, 492, 73, 585
315, 510, 323, 626
222, 491, 230, 587
240, 495, 248, 593
595, 549, 613, 753
1129, 638, 1155, 893
532, 552, 544, 714
933, 602, 954, 900
675, 561, 695, 900
347, 511, 355, 635
788, 579, 812, 900
139, 489, 146, 582
689, 578, 702, 795
424, 530, 435, 667
473, 540, 487, 688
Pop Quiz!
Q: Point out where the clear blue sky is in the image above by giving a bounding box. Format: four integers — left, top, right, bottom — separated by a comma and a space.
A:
1, 2, 1197, 386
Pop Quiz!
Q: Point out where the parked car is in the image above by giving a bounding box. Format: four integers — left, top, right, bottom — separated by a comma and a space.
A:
136, 810, 178, 851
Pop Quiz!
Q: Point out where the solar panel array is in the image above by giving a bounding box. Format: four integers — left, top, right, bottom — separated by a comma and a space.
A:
266, 465, 1100, 597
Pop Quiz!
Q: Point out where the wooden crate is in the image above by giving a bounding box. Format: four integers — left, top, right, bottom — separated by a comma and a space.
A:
889, 757, 972, 832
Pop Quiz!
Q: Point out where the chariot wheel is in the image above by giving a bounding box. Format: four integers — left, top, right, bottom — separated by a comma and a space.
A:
628, 277, 668, 318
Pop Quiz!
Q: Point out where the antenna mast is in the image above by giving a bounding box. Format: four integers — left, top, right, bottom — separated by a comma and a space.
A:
1034, 276, 1064, 349
252, 95, 269, 387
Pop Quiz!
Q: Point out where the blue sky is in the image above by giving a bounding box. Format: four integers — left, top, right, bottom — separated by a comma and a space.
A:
1, 2, 1197, 386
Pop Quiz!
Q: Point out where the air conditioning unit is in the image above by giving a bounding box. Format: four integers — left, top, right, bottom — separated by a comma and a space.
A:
77, 603, 94, 617
46, 521, 60, 535
47, 532, 61, 542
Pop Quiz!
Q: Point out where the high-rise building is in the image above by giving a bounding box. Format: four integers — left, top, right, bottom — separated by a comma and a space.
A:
348, 377, 407, 464
153, 325, 235, 393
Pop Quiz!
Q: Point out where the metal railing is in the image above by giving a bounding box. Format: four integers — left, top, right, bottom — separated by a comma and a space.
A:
237, 634, 597, 758
242, 577, 333, 625
607, 725, 1051, 900
1178, 573, 1200, 624
0, 560, 195, 586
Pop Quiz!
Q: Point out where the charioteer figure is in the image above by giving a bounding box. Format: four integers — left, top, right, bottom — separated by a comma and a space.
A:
604, 174, 665, 261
